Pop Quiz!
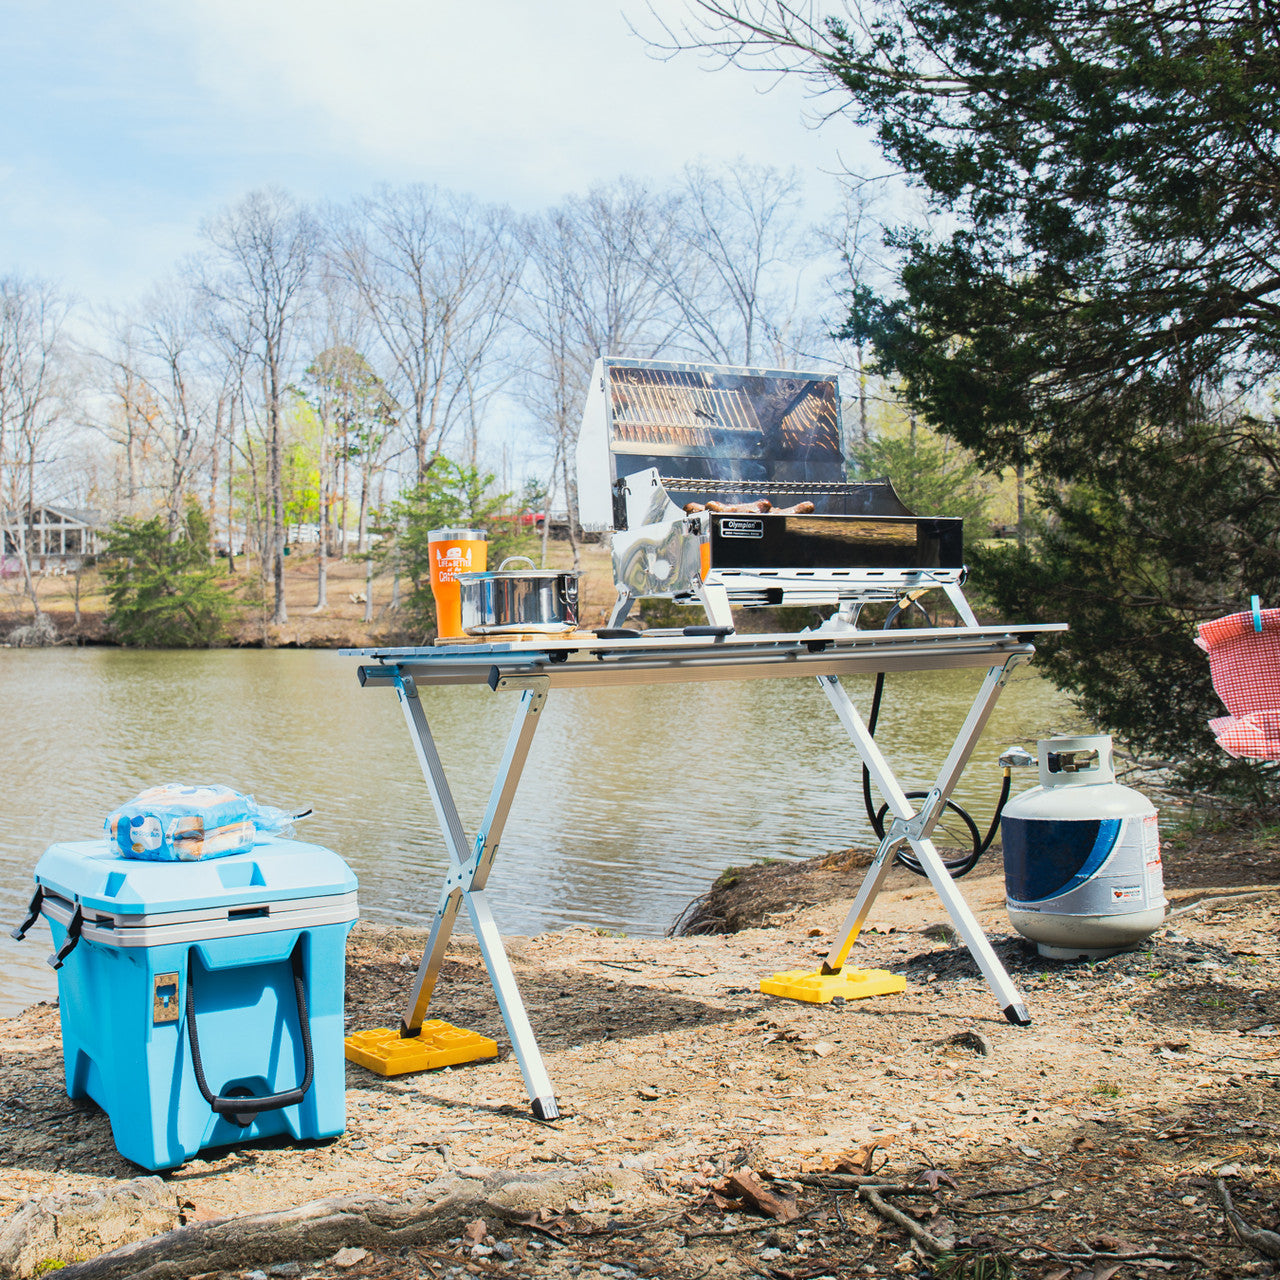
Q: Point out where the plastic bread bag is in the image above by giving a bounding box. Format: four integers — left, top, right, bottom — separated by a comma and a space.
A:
105, 783, 311, 862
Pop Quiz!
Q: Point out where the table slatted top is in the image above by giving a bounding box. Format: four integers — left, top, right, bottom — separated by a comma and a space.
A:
343, 623, 1066, 690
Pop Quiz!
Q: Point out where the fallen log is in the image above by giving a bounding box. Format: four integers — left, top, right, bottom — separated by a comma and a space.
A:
46, 1180, 494, 1280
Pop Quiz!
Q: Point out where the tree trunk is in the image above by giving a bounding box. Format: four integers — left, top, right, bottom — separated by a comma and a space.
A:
19, 472, 42, 617
356, 468, 370, 557
339, 430, 351, 559
857, 343, 868, 442
1016, 463, 1026, 548
316, 423, 329, 609
225, 429, 237, 574
561, 448, 581, 574
267, 364, 287, 626
44, 1185, 494, 1280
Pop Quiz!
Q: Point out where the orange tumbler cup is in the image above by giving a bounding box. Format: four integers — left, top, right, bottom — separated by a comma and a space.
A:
427, 528, 487, 639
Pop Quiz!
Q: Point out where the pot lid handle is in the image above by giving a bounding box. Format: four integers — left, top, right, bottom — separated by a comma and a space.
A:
497, 556, 537, 571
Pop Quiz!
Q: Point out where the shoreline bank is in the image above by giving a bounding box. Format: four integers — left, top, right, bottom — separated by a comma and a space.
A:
0, 843, 1277, 1279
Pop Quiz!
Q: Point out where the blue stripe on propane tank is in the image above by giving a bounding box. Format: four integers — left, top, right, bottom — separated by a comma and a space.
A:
1001, 816, 1122, 902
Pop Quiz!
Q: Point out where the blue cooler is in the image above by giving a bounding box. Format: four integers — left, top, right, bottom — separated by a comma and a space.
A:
21, 835, 358, 1171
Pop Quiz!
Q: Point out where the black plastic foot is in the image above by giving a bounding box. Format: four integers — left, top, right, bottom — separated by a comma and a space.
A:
531, 1095, 560, 1121
1002, 1002, 1032, 1026
399, 1019, 421, 1039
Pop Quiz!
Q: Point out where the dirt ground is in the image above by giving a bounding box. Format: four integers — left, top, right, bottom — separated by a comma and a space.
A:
0, 827, 1277, 1280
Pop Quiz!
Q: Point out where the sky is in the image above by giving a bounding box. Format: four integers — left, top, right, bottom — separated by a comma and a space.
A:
0, 0, 880, 311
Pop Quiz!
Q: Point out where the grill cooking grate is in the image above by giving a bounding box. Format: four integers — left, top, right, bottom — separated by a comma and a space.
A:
611, 369, 760, 437
607, 365, 840, 460
662, 478, 859, 496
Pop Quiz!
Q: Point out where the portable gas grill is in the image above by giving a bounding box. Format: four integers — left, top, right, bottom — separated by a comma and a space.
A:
576, 357, 974, 630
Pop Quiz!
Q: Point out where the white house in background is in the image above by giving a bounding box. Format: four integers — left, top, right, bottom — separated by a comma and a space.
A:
1, 505, 105, 573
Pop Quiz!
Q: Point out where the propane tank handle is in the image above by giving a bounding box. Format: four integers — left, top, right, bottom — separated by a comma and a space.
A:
1046, 748, 1100, 775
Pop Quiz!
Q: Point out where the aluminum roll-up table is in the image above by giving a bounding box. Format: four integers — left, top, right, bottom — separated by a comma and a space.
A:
343, 623, 1066, 1120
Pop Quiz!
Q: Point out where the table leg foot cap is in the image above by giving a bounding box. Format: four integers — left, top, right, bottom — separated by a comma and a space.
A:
531, 1096, 560, 1121
759, 967, 906, 1004
1003, 1003, 1032, 1026
345, 1023, 498, 1076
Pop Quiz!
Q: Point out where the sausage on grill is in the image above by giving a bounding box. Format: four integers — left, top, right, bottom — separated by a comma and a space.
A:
685, 498, 817, 515
705, 499, 773, 514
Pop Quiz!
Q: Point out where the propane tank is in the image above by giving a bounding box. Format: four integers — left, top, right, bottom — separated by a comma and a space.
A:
1000, 735, 1165, 959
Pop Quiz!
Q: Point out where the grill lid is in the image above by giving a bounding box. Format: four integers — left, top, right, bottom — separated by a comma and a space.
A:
578, 358, 851, 527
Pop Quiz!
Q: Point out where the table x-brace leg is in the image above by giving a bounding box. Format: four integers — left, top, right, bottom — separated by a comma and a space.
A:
392, 672, 560, 1119
813, 659, 1032, 1025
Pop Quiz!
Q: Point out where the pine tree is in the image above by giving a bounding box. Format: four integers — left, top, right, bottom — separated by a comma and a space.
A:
104, 502, 240, 647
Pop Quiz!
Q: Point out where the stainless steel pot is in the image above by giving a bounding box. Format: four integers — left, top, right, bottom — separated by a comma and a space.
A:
458, 557, 581, 635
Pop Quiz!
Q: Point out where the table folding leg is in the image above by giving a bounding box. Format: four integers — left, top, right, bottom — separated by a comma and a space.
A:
813, 659, 1032, 1024
344, 629, 1058, 1111
378, 672, 561, 1119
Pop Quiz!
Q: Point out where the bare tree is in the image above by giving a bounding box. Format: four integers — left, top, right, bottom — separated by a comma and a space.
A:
202, 325, 251, 574
299, 338, 396, 603
199, 189, 316, 626
115, 284, 227, 537
819, 180, 894, 443
648, 160, 811, 368
205, 347, 243, 571
518, 180, 676, 568
330, 185, 519, 484
0, 276, 74, 617
299, 268, 361, 605
643, 2, 846, 84
95, 315, 159, 516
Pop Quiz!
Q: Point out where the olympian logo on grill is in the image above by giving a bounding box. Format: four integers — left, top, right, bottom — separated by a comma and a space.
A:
720, 518, 764, 538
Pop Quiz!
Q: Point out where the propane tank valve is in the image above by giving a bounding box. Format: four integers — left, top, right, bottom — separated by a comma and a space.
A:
1046, 747, 1100, 774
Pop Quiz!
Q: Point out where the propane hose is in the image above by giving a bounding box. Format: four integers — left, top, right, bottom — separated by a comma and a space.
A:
858, 592, 1012, 880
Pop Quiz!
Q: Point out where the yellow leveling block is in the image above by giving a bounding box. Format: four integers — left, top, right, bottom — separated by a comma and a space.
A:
345, 1022, 499, 1077
760, 966, 906, 1004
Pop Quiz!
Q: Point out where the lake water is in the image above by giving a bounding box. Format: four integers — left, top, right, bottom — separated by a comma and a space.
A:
0, 646, 1083, 1016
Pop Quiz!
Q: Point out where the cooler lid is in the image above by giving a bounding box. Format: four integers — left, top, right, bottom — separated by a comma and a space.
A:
32, 835, 358, 915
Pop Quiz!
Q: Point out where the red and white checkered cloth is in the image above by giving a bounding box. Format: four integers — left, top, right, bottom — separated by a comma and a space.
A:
1195, 608, 1280, 758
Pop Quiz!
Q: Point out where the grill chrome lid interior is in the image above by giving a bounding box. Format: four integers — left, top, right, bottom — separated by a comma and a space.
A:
576, 357, 972, 631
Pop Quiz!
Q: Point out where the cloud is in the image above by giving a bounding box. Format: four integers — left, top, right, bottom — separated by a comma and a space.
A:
175, 0, 862, 202
0, 0, 878, 305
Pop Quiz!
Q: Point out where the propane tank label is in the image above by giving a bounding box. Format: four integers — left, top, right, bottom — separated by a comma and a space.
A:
1003, 810, 1164, 914
1143, 812, 1161, 866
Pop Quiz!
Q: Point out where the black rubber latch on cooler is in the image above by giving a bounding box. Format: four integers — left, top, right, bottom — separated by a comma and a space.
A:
9, 885, 44, 942
47, 904, 84, 970
185, 941, 315, 1128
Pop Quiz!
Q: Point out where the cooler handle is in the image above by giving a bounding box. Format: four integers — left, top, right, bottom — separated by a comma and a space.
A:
185, 941, 314, 1127
47, 904, 83, 970
10, 885, 44, 942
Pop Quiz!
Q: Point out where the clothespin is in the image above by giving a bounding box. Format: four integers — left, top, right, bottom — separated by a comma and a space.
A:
1251, 595, 1263, 633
